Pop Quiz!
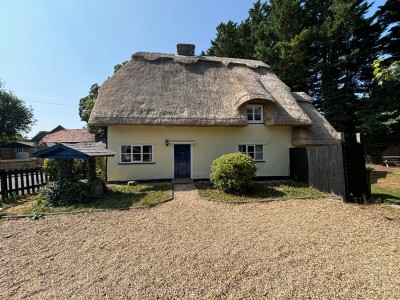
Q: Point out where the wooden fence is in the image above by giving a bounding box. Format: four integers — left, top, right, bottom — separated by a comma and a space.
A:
0, 167, 48, 199
290, 143, 370, 202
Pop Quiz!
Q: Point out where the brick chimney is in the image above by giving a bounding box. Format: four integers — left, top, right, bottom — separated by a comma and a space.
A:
177, 44, 195, 56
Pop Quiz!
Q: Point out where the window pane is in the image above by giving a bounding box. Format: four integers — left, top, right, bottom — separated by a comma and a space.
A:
132, 154, 141, 161
254, 107, 261, 114
248, 152, 255, 159
247, 107, 254, 114
143, 154, 152, 162
121, 145, 131, 153
255, 145, 263, 152
132, 146, 141, 154
254, 113, 262, 121
121, 154, 131, 162
238, 145, 246, 153
247, 145, 255, 153
143, 145, 152, 153
247, 113, 254, 121
255, 152, 263, 160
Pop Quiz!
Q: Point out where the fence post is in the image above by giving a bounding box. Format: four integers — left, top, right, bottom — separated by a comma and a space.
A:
39, 166, 44, 186
0, 169, 7, 199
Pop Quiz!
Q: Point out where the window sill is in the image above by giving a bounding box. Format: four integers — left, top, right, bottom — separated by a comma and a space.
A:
118, 162, 155, 165
247, 122, 264, 124
254, 160, 266, 163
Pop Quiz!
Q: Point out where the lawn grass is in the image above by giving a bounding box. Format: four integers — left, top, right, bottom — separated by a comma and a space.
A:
0, 183, 172, 216
195, 180, 327, 202
368, 164, 400, 205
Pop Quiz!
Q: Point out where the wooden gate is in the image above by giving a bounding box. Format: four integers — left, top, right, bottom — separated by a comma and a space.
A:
290, 143, 370, 202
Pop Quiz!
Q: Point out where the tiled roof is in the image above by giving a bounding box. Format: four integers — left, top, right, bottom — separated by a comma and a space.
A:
42, 129, 96, 143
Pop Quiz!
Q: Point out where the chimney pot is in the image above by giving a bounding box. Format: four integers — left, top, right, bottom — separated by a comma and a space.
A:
177, 44, 195, 56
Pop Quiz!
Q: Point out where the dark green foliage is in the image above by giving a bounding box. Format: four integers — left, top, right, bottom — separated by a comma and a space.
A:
96, 157, 106, 180
207, 21, 247, 58
79, 83, 99, 124
207, 0, 384, 136
210, 152, 256, 194
358, 59, 400, 161
376, 0, 400, 61
78, 83, 106, 140
39, 180, 85, 207
113, 60, 128, 74
79, 60, 128, 141
43, 158, 101, 182
43, 158, 79, 182
41, 158, 106, 206
0, 81, 35, 143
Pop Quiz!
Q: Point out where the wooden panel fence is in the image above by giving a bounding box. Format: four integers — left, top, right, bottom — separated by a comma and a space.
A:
290, 142, 370, 202
0, 167, 48, 200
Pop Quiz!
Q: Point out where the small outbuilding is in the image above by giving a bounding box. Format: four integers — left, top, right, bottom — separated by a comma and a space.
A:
0, 142, 36, 160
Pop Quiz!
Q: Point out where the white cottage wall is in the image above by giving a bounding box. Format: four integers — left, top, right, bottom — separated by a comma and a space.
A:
107, 125, 292, 181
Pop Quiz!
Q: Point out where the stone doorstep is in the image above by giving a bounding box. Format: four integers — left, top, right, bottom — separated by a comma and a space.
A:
172, 178, 194, 184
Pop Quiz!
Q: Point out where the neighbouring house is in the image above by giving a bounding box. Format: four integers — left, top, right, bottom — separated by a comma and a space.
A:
89, 44, 340, 181
0, 142, 36, 160
40, 128, 96, 146
31, 125, 65, 146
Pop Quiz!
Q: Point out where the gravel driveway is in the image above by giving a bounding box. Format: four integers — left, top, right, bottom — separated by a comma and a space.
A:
1, 184, 399, 299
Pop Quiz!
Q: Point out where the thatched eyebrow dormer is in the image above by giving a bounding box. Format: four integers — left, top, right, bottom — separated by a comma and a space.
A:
89, 50, 313, 127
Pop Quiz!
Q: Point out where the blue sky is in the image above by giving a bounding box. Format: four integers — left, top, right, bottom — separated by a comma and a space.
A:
0, 0, 385, 138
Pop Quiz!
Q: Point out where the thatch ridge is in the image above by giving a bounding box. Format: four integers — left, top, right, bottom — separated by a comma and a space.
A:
132, 52, 271, 69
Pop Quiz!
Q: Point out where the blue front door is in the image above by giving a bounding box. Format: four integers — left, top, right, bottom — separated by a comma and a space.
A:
174, 144, 191, 178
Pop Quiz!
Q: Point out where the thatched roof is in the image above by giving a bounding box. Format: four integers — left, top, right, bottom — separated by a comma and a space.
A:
89, 52, 312, 127
291, 92, 341, 146
88, 47, 340, 146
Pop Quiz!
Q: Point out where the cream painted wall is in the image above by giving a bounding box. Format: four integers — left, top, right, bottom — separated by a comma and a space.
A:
107, 125, 292, 181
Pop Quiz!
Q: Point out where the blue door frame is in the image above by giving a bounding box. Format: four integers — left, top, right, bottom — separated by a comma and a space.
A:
174, 144, 191, 178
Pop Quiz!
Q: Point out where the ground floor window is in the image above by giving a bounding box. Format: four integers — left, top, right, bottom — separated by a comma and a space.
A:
120, 145, 153, 163
238, 144, 264, 161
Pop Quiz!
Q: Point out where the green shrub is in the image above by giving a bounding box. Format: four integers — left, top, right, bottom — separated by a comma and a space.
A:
210, 152, 256, 194
42, 158, 58, 181
96, 157, 106, 180
39, 180, 85, 207
43, 158, 88, 182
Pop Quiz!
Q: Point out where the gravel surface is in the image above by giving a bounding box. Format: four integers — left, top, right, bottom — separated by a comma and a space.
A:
1, 183, 399, 299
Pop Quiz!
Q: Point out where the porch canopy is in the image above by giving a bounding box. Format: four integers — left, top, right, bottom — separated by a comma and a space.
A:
33, 143, 115, 159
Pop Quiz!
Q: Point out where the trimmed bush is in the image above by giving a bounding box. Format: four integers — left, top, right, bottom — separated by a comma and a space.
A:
210, 152, 256, 194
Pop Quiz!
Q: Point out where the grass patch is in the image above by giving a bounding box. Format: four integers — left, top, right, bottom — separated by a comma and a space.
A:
0, 182, 172, 216
368, 164, 400, 205
195, 180, 326, 202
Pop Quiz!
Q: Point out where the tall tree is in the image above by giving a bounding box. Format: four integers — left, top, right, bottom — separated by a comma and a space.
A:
304, 0, 381, 135
255, 0, 311, 91
207, 21, 245, 58
79, 61, 128, 141
376, 0, 400, 61
358, 59, 400, 160
0, 81, 35, 143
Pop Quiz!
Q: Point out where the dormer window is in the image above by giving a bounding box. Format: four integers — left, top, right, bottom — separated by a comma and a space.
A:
247, 105, 263, 123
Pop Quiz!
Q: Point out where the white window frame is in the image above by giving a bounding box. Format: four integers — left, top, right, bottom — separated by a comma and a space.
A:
237, 144, 265, 162
246, 105, 263, 124
120, 144, 154, 164
15, 148, 29, 153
